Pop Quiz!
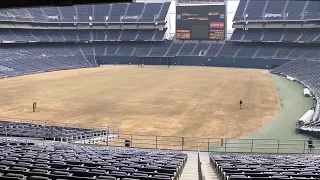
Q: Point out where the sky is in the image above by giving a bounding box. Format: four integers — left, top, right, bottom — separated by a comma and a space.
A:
226, 0, 240, 34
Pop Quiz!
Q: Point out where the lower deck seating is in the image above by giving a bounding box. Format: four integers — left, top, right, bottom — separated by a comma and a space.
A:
0, 121, 107, 142
211, 153, 320, 179
0, 41, 319, 79
271, 59, 320, 129
0, 140, 187, 180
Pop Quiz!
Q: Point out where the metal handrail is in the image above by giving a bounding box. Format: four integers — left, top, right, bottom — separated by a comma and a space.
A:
0, 128, 318, 154
99, 133, 320, 153
1, 118, 319, 154
198, 149, 205, 180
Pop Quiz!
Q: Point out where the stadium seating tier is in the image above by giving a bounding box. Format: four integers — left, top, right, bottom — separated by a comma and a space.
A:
0, 138, 187, 180
0, 2, 170, 23
211, 153, 320, 179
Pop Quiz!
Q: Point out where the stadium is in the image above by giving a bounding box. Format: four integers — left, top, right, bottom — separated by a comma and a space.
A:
0, 0, 318, 179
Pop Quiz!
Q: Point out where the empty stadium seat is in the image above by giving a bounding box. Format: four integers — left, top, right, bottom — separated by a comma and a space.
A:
211, 153, 320, 179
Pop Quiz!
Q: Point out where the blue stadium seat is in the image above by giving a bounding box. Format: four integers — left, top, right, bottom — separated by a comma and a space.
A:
285, 1, 306, 20
178, 43, 197, 56
27, 8, 47, 22
211, 153, 320, 179
139, 3, 162, 22
264, 1, 286, 20
303, 2, 320, 20
245, 0, 266, 20
76, 5, 93, 22
59, 6, 77, 22
42, 7, 61, 22
122, 3, 144, 22
92, 4, 110, 22
262, 29, 283, 42
282, 30, 301, 42
120, 30, 138, 41
230, 29, 244, 41
243, 29, 263, 41
107, 31, 120, 41
233, 0, 247, 21
108, 4, 127, 22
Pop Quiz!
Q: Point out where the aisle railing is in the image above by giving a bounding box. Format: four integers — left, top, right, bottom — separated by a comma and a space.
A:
198, 149, 205, 180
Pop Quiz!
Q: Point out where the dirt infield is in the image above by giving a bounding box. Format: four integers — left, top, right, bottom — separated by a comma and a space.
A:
0, 65, 279, 138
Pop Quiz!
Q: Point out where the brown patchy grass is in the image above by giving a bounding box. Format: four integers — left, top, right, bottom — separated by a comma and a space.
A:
0, 65, 279, 138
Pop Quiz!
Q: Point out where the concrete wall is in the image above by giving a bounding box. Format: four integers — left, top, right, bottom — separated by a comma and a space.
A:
97, 55, 290, 69
208, 57, 290, 69
300, 130, 320, 139
97, 56, 138, 64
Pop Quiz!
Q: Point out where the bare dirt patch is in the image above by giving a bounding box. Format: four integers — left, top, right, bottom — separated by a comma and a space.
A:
0, 65, 279, 138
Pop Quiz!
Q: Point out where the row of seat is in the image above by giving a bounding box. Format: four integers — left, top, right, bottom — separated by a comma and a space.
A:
0, 139, 187, 180
210, 153, 320, 179
271, 59, 320, 133
0, 29, 166, 42
0, 2, 170, 23
0, 121, 108, 142
0, 139, 35, 147
2, 41, 320, 78
2, 41, 320, 62
234, 0, 320, 21
231, 29, 320, 43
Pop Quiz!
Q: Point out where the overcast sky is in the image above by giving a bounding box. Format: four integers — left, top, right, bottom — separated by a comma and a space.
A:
226, 0, 240, 33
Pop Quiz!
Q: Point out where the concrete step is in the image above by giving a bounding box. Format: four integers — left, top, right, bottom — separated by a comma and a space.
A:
202, 162, 219, 180
179, 160, 198, 180
201, 152, 219, 180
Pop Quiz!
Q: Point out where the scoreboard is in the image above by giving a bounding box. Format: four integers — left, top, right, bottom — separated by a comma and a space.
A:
176, 5, 226, 40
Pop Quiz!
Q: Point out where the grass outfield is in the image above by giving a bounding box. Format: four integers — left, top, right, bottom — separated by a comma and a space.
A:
0, 65, 279, 138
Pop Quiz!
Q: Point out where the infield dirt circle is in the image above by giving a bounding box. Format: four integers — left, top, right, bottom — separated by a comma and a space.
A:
0, 65, 279, 138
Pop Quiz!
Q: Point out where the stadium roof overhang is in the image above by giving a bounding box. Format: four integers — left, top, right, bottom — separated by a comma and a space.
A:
0, 0, 131, 9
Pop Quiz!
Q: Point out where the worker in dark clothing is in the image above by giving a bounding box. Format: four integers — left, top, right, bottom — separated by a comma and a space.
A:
240, 100, 243, 109
33, 102, 37, 112
125, 139, 131, 147
308, 137, 315, 153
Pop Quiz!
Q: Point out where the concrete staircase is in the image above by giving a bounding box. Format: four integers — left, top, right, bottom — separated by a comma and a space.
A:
179, 152, 219, 180
201, 152, 219, 180
180, 160, 198, 180
180, 152, 198, 180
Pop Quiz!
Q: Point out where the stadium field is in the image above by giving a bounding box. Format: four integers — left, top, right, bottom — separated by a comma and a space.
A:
0, 65, 279, 138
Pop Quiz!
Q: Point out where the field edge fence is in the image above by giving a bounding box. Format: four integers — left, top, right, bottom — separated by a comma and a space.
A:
94, 134, 320, 154
1, 118, 320, 154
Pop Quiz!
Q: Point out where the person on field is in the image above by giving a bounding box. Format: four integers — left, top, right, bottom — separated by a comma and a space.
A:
33, 102, 37, 112
125, 139, 131, 147
308, 137, 315, 153
239, 100, 243, 109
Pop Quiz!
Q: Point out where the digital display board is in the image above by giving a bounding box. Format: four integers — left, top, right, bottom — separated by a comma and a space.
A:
176, 5, 225, 40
